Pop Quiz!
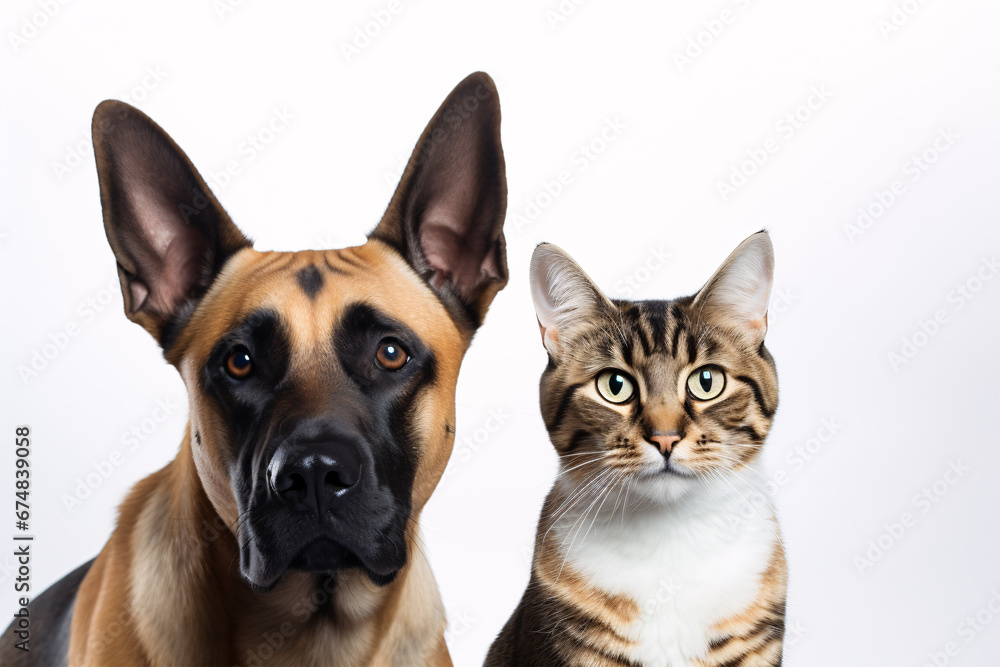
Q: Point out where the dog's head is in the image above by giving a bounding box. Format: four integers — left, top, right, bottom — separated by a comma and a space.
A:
91, 73, 507, 590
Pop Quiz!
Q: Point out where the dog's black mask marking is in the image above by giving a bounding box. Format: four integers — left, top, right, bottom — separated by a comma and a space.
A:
202, 305, 434, 591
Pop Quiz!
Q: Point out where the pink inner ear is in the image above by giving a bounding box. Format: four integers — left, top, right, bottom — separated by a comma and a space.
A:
420, 223, 474, 299
420, 207, 499, 301
537, 319, 557, 347
151, 235, 206, 314
128, 279, 150, 314
126, 196, 210, 317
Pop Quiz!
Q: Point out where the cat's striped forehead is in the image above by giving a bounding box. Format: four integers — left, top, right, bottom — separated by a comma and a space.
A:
614, 298, 699, 367
564, 296, 774, 385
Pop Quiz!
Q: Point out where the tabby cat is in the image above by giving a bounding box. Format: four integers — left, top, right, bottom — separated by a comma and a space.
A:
486, 232, 786, 667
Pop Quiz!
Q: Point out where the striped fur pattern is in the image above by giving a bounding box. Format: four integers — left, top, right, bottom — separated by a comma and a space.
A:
487, 233, 786, 667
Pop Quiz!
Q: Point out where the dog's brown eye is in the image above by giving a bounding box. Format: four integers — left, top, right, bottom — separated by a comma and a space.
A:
376, 341, 408, 371
225, 347, 254, 379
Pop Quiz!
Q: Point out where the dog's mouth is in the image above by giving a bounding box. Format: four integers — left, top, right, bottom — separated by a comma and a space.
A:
242, 535, 403, 592
239, 512, 407, 592
287, 536, 351, 572
287, 536, 400, 584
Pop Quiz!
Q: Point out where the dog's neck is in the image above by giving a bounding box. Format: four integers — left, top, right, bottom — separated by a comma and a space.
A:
127, 426, 447, 666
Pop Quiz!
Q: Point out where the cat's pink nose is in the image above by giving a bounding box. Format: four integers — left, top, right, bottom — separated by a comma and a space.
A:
649, 433, 681, 455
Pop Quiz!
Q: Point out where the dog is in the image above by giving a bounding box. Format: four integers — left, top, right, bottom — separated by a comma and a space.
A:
2, 72, 507, 666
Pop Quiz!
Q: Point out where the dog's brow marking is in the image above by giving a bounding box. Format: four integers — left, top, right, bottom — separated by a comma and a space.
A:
336, 249, 367, 270
256, 251, 295, 277
296, 265, 324, 298
323, 252, 354, 276
323, 254, 350, 276
232, 251, 297, 293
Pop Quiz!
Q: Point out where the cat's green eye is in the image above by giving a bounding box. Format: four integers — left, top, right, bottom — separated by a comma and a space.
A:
596, 370, 635, 404
687, 365, 726, 401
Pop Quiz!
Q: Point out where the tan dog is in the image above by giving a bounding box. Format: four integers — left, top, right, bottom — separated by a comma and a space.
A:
2, 72, 507, 667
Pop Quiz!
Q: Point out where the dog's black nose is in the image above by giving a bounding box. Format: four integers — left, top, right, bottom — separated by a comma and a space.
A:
269, 443, 362, 515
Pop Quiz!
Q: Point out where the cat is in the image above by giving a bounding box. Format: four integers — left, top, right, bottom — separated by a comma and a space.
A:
486, 231, 786, 667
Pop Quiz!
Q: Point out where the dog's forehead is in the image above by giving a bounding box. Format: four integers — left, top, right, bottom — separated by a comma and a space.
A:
178, 241, 465, 365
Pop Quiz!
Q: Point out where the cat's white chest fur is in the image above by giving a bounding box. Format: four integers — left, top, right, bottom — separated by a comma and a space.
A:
552, 470, 778, 667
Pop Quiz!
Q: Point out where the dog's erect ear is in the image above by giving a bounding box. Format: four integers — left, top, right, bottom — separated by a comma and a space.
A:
369, 72, 508, 330
92, 101, 251, 345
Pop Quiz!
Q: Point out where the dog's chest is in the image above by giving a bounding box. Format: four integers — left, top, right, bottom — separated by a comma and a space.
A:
561, 498, 777, 667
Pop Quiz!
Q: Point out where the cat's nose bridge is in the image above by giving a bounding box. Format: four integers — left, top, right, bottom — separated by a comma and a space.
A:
643, 399, 686, 440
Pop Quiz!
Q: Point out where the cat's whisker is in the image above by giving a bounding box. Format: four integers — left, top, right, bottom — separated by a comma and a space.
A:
559, 449, 609, 459
622, 474, 640, 522
567, 474, 618, 556
582, 469, 628, 538
588, 470, 630, 540
554, 455, 610, 478
551, 464, 612, 514
552, 473, 610, 565
545, 475, 610, 535
556, 469, 621, 580
542, 467, 616, 545
546, 480, 602, 534
562, 468, 617, 526
557, 468, 618, 546
609, 470, 633, 526
704, 468, 756, 511
707, 453, 769, 479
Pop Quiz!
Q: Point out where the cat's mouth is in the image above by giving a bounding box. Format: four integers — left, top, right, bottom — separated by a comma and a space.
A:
637, 461, 697, 480
660, 461, 697, 478
632, 462, 702, 503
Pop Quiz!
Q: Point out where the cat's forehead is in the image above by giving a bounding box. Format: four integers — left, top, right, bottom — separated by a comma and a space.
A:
612, 297, 700, 361
602, 297, 765, 376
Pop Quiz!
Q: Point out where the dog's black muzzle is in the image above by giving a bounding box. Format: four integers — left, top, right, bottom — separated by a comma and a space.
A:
238, 418, 410, 591
268, 435, 363, 513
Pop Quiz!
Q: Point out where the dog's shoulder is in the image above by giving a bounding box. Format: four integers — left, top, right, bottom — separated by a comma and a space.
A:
0, 558, 95, 667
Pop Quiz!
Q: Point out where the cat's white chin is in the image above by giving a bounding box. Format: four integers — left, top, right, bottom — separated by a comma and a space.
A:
633, 466, 703, 505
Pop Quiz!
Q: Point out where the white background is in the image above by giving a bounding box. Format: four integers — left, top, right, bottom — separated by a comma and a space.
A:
2, 1, 1000, 665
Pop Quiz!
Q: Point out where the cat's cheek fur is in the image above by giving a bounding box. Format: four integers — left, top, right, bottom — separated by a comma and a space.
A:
580, 384, 635, 417
663, 446, 701, 474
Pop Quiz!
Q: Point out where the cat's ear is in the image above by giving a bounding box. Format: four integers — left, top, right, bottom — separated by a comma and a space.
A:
692, 231, 774, 347
530, 243, 614, 357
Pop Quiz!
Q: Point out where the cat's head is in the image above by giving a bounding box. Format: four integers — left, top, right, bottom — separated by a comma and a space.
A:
531, 231, 777, 504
